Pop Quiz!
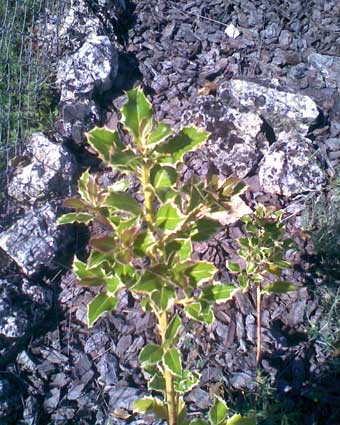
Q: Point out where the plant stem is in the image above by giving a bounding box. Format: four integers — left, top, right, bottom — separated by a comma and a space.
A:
159, 311, 177, 425
256, 284, 262, 369
141, 160, 154, 231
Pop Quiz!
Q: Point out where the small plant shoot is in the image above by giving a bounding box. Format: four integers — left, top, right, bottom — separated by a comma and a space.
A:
58, 87, 255, 425
226, 205, 297, 369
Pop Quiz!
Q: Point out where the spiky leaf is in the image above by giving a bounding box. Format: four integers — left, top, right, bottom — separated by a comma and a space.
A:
63, 197, 89, 210
185, 262, 216, 286
147, 122, 172, 148
165, 239, 192, 263
201, 284, 237, 304
151, 286, 176, 312
157, 126, 209, 163
133, 397, 168, 420
209, 396, 228, 425
163, 348, 182, 377
139, 343, 163, 366
156, 203, 185, 231
191, 217, 221, 242
90, 236, 115, 254
133, 230, 156, 256
73, 258, 105, 286
104, 191, 141, 215
164, 313, 181, 344
148, 373, 166, 394
87, 292, 118, 327
86, 126, 118, 164
57, 212, 94, 225
121, 87, 153, 145
174, 370, 200, 394
226, 261, 242, 273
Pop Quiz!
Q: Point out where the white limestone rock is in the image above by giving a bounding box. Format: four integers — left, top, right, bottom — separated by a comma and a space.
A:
220, 79, 319, 134
57, 34, 118, 102
184, 97, 266, 178
259, 132, 326, 197
8, 132, 76, 205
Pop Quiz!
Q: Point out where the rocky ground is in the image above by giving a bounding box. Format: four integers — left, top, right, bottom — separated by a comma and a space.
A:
0, 0, 340, 424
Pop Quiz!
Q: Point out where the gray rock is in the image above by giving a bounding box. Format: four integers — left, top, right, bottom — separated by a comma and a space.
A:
0, 203, 70, 276
259, 132, 326, 197
50, 0, 103, 53
308, 52, 340, 89
56, 101, 101, 145
184, 97, 265, 178
0, 278, 52, 339
57, 34, 119, 102
221, 79, 319, 134
8, 133, 76, 204
0, 297, 28, 338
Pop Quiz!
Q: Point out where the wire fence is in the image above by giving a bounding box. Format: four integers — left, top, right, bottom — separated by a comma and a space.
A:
0, 0, 68, 186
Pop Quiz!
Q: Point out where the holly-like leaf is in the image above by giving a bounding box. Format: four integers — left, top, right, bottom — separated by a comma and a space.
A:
133, 230, 156, 256
63, 197, 89, 210
73, 257, 105, 286
209, 396, 228, 425
184, 301, 214, 325
106, 275, 123, 295
157, 126, 209, 163
132, 269, 162, 293
156, 203, 185, 231
164, 313, 181, 344
104, 191, 141, 215
57, 212, 94, 225
139, 343, 163, 367
185, 262, 216, 286
121, 87, 153, 146
150, 164, 177, 202
133, 397, 168, 420
165, 239, 192, 263
191, 217, 221, 242
87, 292, 118, 327
151, 286, 176, 312
201, 284, 237, 304
226, 414, 257, 425
148, 373, 166, 394
90, 236, 115, 254
78, 169, 101, 205
163, 348, 182, 377
86, 126, 118, 164
147, 122, 172, 148
263, 281, 297, 294
87, 250, 112, 268
151, 165, 177, 189
226, 261, 242, 273
174, 370, 200, 394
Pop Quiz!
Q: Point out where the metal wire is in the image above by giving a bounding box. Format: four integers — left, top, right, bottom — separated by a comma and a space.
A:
0, 0, 67, 185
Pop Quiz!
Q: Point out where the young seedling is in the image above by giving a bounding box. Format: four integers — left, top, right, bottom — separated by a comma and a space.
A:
58, 87, 255, 424
226, 205, 297, 369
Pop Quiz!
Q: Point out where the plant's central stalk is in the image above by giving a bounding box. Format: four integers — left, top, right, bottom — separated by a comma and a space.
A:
159, 311, 177, 425
256, 284, 262, 369
141, 159, 154, 232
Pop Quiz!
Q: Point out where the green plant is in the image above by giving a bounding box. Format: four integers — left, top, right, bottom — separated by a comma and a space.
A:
226, 205, 296, 368
191, 396, 255, 425
58, 87, 255, 425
